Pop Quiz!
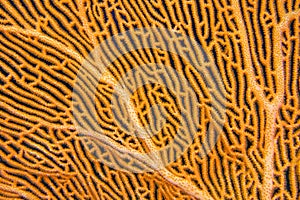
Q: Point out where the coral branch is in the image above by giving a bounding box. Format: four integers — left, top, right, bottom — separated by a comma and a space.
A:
261, 10, 300, 200
0, 25, 83, 63
232, 1, 299, 199
159, 168, 214, 200
272, 9, 300, 106
231, 0, 268, 106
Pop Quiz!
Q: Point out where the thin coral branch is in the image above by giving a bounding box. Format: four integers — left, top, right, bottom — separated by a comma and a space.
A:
231, 0, 268, 106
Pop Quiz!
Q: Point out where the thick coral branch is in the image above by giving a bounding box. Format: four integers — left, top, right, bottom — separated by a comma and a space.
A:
272, 9, 300, 106
159, 168, 214, 200
261, 10, 300, 200
0, 25, 83, 63
231, 1, 299, 199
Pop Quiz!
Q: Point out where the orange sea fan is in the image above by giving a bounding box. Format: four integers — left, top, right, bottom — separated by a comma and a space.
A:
0, 0, 299, 200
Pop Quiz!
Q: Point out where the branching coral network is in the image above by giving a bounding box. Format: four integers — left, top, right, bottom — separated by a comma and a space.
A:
0, 0, 299, 199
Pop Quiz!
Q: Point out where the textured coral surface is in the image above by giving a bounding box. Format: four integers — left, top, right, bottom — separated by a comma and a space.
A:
0, 0, 300, 199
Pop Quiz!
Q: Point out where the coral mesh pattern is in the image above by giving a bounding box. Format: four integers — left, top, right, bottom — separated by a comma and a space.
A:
0, 0, 299, 200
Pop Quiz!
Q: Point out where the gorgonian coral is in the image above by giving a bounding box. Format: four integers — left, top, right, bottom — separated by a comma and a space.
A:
0, 0, 299, 199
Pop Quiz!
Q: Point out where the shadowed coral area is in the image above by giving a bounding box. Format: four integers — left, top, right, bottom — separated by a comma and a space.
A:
0, 0, 299, 199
